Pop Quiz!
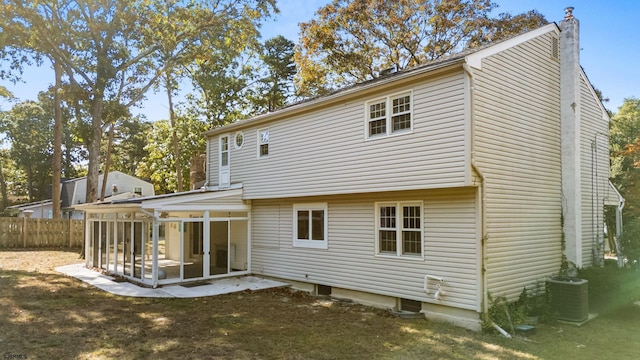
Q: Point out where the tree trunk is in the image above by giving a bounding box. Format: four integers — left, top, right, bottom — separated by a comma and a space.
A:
27, 165, 34, 202
52, 60, 63, 219
86, 94, 104, 204
100, 122, 116, 201
0, 156, 8, 213
167, 77, 183, 192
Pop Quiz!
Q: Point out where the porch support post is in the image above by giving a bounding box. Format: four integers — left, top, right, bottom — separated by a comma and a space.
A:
203, 211, 210, 277
152, 210, 159, 288
246, 207, 252, 273
84, 212, 91, 266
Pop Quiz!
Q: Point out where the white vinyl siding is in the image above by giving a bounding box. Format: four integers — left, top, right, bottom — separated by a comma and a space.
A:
251, 188, 479, 311
579, 74, 610, 267
473, 32, 564, 299
207, 71, 468, 198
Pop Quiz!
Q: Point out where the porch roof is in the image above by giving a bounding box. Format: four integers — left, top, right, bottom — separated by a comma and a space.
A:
77, 185, 248, 213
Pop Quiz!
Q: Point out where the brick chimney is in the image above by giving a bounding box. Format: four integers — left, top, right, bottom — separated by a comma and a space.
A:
560, 7, 583, 267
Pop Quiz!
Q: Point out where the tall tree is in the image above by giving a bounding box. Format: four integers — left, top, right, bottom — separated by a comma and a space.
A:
0, 88, 13, 212
109, 117, 152, 176
1, 101, 53, 201
0, 0, 277, 203
295, 0, 547, 96
610, 98, 640, 263
0, 149, 10, 213
136, 115, 208, 194
250, 36, 297, 113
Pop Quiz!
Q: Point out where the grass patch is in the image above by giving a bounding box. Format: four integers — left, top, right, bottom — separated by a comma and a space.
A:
1, 249, 639, 359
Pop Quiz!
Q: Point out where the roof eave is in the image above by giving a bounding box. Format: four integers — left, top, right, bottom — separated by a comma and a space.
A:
204, 58, 465, 137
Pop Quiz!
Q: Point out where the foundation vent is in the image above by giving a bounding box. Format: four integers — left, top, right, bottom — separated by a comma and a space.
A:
317, 284, 332, 296
400, 298, 422, 313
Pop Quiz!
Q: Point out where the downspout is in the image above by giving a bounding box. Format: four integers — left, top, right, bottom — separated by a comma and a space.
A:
463, 62, 489, 315
140, 207, 160, 288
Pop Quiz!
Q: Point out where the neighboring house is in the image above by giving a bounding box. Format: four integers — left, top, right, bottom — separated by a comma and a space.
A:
7, 171, 154, 219
81, 10, 623, 330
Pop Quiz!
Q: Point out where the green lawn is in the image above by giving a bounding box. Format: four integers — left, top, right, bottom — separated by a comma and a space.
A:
1, 249, 638, 359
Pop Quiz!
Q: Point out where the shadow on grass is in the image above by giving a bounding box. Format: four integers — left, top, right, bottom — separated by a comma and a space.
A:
4, 249, 638, 360
0, 267, 552, 360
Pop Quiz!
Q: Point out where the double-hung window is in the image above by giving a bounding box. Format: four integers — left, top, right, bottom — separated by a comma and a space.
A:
366, 91, 413, 139
293, 203, 328, 249
376, 201, 423, 257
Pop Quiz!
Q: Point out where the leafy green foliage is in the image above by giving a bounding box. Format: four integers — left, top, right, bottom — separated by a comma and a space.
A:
578, 263, 640, 314
295, 0, 547, 96
136, 115, 207, 194
108, 117, 152, 176
0, 100, 53, 201
0, 0, 277, 203
483, 283, 554, 333
250, 36, 297, 113
620, 218, 640, 267
609, 98, 640, 261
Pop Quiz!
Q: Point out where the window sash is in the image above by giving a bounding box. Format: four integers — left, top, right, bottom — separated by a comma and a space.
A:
293, 203, 328, 249
376, 202, 423, 257
258, 129, 269, 157
366, 92, 412, 138
220, 136, 229, 166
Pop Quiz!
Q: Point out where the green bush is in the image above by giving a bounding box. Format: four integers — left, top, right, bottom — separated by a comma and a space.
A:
482, 283, 554, 333
621, 217, 640, 267
577, 265, 640, 314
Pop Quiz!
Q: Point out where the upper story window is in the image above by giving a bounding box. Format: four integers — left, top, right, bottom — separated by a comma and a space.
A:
293, 203, 328, 249
375, 201, 423, 258
220, 136, 229, 166
258, 128, 269, 158
366, 91, 413, 139
133, 186, 142, 195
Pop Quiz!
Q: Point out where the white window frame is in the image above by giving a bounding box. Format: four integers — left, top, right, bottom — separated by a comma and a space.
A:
257, 128, 269, 158
365, 91, 413, 139
374, 201, 424, 258
234, 131, 244, 149
293, 203, 328, 249
220, 135, 230, 167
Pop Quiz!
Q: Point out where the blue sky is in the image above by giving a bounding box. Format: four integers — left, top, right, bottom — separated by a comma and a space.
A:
1, 0, 638, 120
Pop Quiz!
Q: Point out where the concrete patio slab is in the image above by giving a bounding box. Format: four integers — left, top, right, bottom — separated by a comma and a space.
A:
56, 263, 289, 298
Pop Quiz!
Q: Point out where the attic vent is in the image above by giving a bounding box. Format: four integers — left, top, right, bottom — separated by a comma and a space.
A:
551, 36, 559, 61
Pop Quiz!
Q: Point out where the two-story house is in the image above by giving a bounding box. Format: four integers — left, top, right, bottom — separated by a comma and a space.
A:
81, 10, 622, 330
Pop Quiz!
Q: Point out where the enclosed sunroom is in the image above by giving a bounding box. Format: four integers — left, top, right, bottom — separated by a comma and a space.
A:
79, 186, 250, 288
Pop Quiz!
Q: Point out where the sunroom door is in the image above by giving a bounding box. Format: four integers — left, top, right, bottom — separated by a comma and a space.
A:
219, 135, 230, 188
208, 220, 229, 275
183, 221, 204, 280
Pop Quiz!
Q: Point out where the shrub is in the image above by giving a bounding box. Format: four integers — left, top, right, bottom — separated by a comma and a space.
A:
620, 217, 640, 267
482, 283, 554, 333
577, 265, 640, 314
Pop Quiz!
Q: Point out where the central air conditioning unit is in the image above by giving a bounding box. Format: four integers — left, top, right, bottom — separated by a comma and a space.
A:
547, 276, 589, 322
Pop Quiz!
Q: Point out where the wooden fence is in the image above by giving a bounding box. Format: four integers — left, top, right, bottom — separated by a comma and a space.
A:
0, 217, 84, 248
